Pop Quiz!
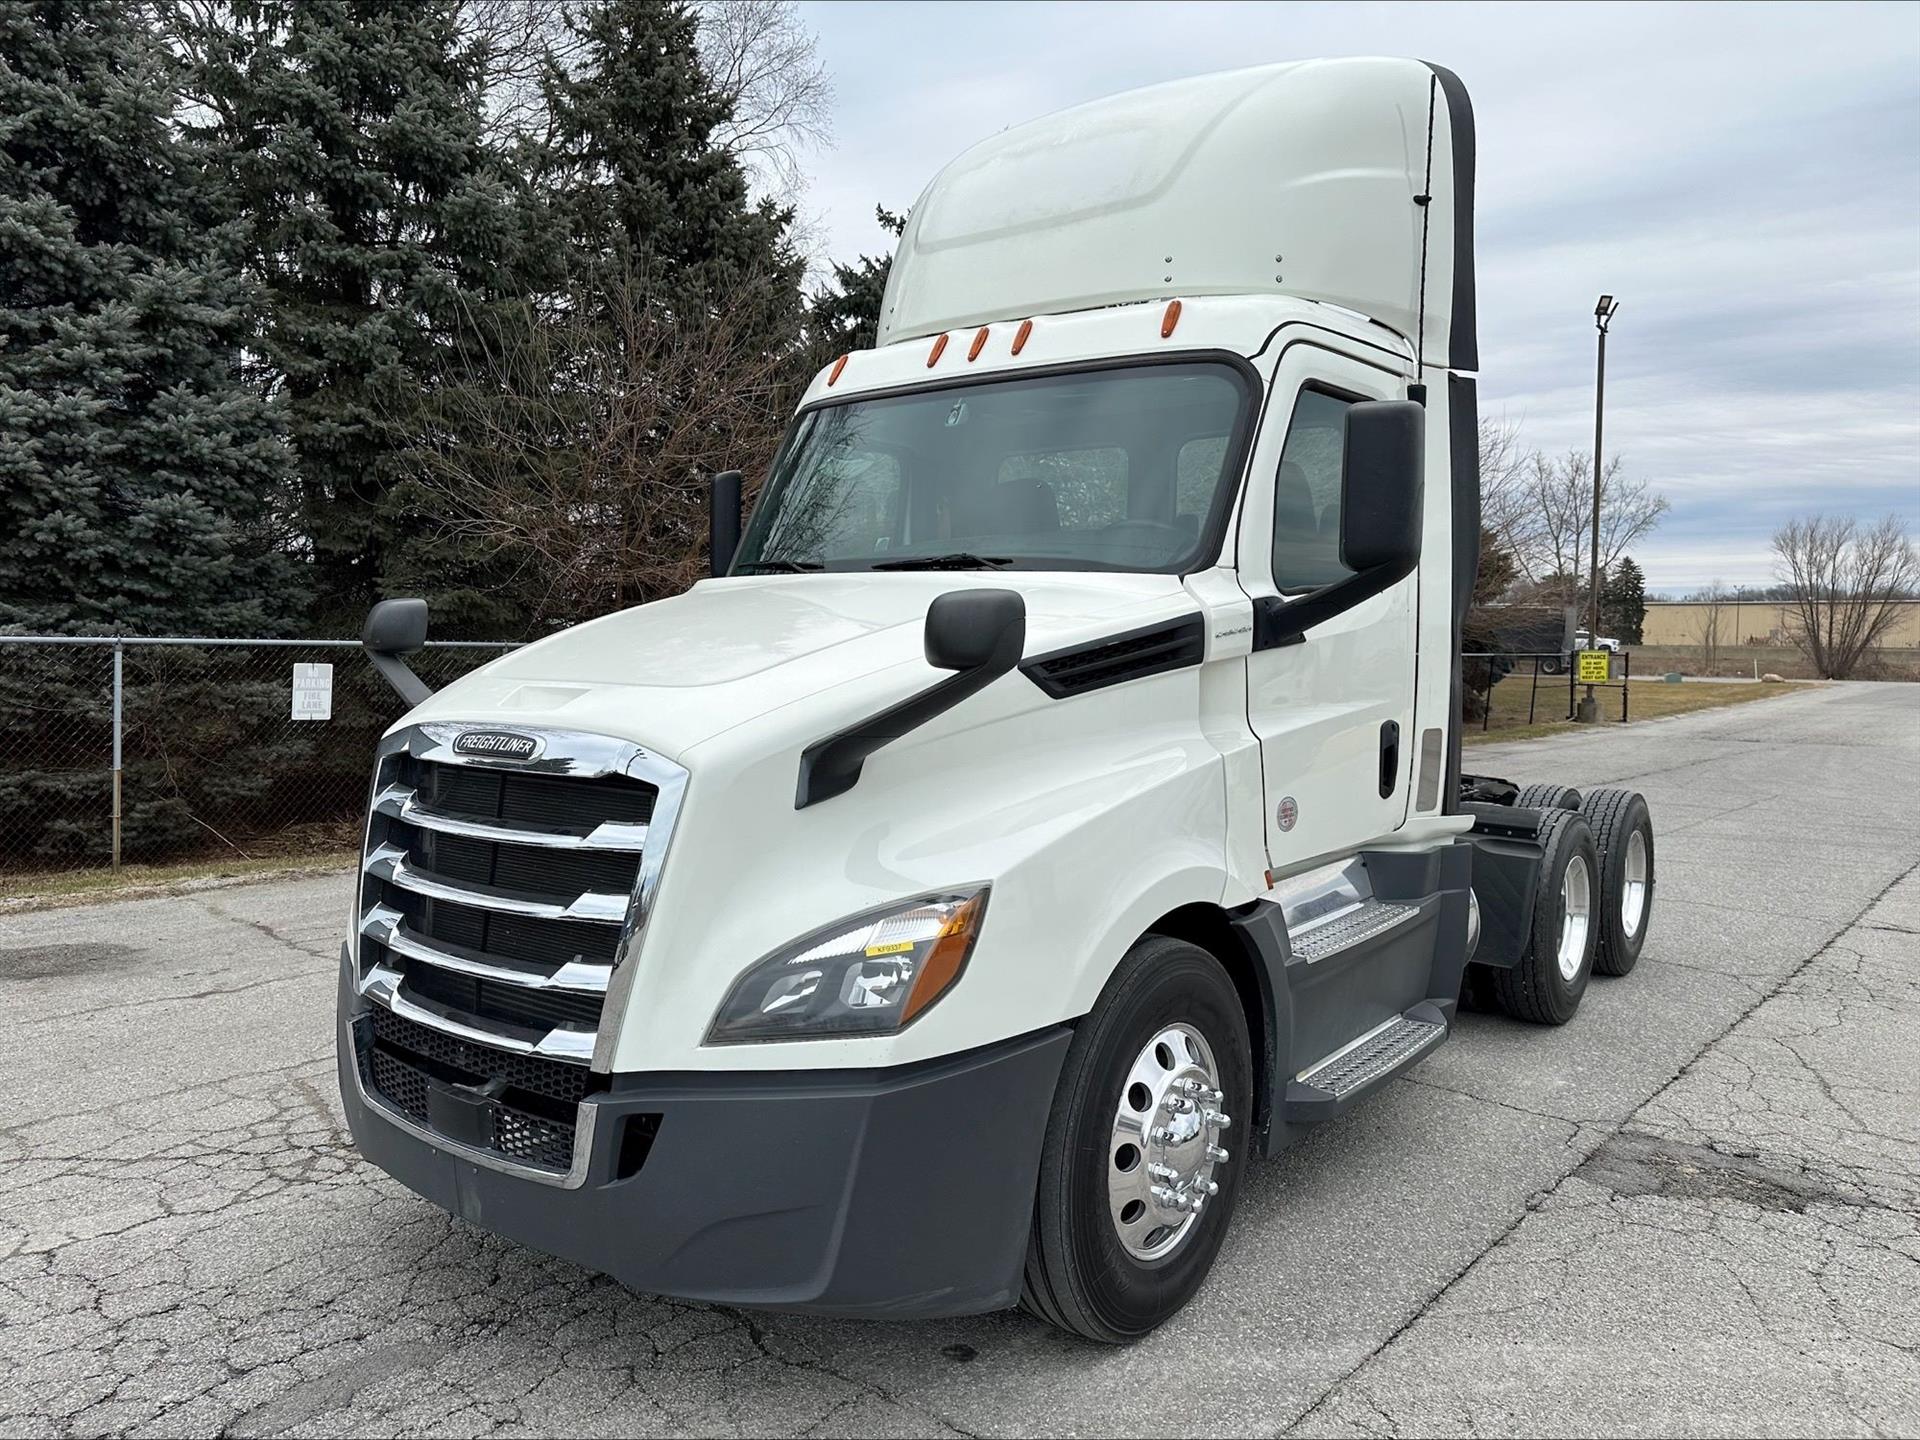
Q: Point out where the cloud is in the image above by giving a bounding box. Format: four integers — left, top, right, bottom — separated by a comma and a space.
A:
794, 0, 1920, 593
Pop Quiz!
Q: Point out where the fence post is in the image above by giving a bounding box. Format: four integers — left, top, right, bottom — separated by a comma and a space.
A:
111, 640, 123, 873
1567, 651, 1576, 720
1528, 657, 1539, 725
1622, 650, 1631, 722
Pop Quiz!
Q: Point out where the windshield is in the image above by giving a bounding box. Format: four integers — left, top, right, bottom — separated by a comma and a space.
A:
734, 361, 1253, 574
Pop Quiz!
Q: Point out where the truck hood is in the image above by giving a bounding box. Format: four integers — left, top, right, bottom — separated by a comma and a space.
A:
405, 572, 1196, 760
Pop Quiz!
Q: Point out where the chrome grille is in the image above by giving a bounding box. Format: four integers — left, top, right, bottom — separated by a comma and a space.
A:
348, 722, 688, 1182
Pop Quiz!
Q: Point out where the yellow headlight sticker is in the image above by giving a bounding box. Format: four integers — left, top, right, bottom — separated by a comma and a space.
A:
864, 940, 917, 957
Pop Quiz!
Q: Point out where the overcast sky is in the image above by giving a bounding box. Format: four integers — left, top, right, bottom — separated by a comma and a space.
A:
790, 0, 1920, 595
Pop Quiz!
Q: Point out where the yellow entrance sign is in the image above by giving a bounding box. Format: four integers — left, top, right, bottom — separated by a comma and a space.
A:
1576, 649, 1611, 684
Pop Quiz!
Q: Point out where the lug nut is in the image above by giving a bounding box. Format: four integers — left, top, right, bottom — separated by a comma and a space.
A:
1206, 1144, 1230, 1164
1150, 1125, 1176, 1144
1165, 1095, 1195, 1115
1151, 1184, 1178, 1207
1203, 1109, 1232, 1130
1200, 1179, 1219, 1197
1147, 1162, 1179, 1183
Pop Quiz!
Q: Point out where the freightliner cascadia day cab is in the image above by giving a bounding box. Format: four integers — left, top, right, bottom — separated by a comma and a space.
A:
339, 57, 1658, 1342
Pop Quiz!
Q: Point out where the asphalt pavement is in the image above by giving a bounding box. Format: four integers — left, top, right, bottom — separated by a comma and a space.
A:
2, 681, 1916, 1438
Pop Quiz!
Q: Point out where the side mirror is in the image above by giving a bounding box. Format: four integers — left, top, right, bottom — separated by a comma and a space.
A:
362, 597, 428, 655
925, 588, 1026, 672
1253, 400, 1424, 650
710, 469, 743, 577
361, 597, 432, 706
797, 589, 1027, 808
1339, 400, 1424, 575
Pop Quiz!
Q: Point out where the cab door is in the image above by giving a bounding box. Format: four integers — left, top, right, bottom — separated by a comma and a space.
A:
1240, 343, 1417, 873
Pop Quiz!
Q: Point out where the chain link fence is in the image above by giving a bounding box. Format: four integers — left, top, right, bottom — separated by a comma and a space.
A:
0, 637, 517, 895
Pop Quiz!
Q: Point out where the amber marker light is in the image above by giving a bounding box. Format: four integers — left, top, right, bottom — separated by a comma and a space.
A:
1161, 299, 1183, 338
967, 326, 990, 361
901, 891, 989, 1023
1012, 319, 1033, 355
927, 332, 949, 366
828, 353, 849, 385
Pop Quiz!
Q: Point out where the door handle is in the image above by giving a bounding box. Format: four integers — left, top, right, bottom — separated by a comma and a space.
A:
1378, 720, 1400, 798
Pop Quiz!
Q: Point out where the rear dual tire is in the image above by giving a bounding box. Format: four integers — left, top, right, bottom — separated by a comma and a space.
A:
1582, 788, 1655, 976
1491, 808, 1599, 1025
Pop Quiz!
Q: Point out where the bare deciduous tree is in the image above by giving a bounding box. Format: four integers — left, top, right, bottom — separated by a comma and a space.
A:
1696, 579, 1729, 671
1476, 414, 1531, 565
1492, 448, 1670, 610
407, 274, 797, 627
697, 0, 832, 197
1773, 514, 1919, 679
460, 0, 830, 194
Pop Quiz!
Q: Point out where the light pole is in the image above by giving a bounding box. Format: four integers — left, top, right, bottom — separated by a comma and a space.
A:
1577, 293, 1621, 723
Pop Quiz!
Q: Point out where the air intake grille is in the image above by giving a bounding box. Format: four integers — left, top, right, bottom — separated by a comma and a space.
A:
366, 1003, 593, 1106
407, 758, 655, 831
350, 725, 684, 1176
1022, 615, 1206, 698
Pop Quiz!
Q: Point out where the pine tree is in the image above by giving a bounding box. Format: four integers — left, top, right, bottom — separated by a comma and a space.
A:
0, 0, 303, 862
0, 0, 292, 636
540, 0, 803, 327
807, 205, 904, 361
185, 0, 535, 631
1604, 555, 1648, 645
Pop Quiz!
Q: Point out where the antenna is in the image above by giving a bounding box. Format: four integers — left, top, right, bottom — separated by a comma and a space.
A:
1410, 72, 1438, 406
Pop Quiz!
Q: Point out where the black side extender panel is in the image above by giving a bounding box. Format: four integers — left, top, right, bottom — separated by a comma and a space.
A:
1020, 614, 1206, 699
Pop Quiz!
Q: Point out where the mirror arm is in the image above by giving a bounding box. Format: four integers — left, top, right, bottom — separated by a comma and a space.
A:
366, 649, 433, 708
1252, 556, 1419, 651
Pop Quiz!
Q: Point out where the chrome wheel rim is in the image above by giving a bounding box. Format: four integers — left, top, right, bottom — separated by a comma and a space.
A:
1108, 1024, 1231, 1262
1558, 853, 1593, 981
1621, 829, 1649, 938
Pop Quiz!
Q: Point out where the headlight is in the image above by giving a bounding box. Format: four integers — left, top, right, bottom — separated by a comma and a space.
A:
706, 889, 989, 1044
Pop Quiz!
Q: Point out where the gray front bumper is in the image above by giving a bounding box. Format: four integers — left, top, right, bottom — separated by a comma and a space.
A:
337, 955, 1071, 1318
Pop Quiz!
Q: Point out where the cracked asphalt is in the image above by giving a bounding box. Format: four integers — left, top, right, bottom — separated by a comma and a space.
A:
2, 681, 1916, 1438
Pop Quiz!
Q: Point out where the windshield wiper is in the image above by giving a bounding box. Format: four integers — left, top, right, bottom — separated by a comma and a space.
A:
871, 552, 1013, 571
736, 559, 824, 573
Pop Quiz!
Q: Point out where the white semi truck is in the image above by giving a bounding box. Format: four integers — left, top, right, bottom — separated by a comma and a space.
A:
339, 57, 1656, 1342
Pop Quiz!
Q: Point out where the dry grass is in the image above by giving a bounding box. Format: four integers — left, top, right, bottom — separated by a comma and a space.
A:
0, 848, 356, 910
1466, 675, 1814, 746
1629, 644, 1920, 683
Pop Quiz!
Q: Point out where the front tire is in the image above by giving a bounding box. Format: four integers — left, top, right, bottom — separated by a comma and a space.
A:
1491, 809, 1600, 1025
1022, 936, 1252, 1343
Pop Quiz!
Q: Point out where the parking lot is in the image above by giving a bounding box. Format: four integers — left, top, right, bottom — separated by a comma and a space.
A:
2, 681, 1916, 1438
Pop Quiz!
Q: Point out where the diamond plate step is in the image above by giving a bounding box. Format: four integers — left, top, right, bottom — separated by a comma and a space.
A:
1297, 1014, 1446, 1098
1289, 898, 1419, 963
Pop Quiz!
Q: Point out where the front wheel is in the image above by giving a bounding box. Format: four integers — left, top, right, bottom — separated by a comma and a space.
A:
1022, 937, 1252, 1342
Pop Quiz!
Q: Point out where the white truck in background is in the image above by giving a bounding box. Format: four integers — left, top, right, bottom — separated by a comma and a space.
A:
339, 57, 1657, 1342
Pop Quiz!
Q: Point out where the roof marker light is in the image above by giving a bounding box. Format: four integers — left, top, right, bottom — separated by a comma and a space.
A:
1012, 319, 1033, 355
828, 353, 849, 385
927, 333, 949, 367
967, 327, 989, 361
1161, 299, 1183, 338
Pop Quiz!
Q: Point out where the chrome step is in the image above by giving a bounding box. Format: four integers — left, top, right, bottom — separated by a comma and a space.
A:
1290, 898, 1420, 963
1297, 1013, 1445, 1097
